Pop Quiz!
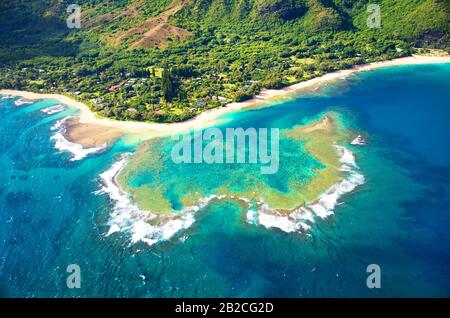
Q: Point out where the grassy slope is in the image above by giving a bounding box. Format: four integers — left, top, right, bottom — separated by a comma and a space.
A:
353, 0, 450, 38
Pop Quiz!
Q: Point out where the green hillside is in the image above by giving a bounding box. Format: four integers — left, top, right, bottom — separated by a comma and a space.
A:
0, 0, 448, 122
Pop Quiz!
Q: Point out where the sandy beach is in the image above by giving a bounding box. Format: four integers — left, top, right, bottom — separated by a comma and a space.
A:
63, 117, 124, 148
2, 54, 450, 147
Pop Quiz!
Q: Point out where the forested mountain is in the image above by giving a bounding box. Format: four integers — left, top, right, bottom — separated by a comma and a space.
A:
0, 0, 449, 122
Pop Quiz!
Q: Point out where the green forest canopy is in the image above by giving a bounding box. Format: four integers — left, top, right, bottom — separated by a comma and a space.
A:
0, 0, 449, 122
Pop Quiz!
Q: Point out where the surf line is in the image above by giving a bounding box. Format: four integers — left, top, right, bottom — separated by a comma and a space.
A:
170, 127, 280, 174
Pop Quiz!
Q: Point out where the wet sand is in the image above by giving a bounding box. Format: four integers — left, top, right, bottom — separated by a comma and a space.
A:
63, 117, 124, 148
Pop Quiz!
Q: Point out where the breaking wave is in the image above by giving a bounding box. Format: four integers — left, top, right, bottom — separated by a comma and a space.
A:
247, 145, 364, 233
41, 104, 65, 115
50, 117, 105, 161
13, 98, 34, 106
100, 144, 364, 247
98, 154, 213, 246
0, 94, 14, 101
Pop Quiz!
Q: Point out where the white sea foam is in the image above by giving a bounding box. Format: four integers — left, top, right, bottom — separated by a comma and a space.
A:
41, 104, 65, 115
336, 145, 357, 167
106, 224, 120, 236
51, 132, 105, 161
100, 145, 364, 244
0, 95, 14, 101
246, 209, 258, 224
308, 145, 364, 219
247, 201, 313, 233
256, 211, 311, 233
13, 98, 34, 106
350, 135, 366, 145
98, 155, 206, 247
50, 116, 70, 131
50, 117, 105, 161
247, 145, 364, 233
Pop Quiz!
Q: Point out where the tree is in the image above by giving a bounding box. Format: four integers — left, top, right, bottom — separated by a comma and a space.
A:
161, 67, 176, 101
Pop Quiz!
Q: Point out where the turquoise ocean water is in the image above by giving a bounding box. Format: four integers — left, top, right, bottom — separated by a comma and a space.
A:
0, 63, 449, 297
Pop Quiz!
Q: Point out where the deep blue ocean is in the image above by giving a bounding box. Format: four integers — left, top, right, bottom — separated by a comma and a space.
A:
0, 63, 449, 297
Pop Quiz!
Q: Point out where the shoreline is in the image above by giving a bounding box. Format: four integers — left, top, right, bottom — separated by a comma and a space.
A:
2, 54, 450, 141
2, 55, 448, 244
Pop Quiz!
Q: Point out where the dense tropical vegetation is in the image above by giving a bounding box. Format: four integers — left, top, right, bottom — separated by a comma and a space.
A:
0, 0, 449, 122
